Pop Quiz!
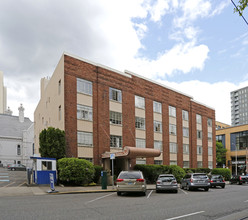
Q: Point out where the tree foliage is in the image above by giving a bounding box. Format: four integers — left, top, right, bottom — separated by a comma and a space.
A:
216, 141, 227, 165
39, 127, 66, 160
234, 0, 248, 15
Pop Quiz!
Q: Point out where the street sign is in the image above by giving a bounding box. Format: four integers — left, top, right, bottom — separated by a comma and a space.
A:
110, 153, 115, 160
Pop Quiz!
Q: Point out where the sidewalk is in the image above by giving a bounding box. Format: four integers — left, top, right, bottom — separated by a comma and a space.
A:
0, 184, 156, 197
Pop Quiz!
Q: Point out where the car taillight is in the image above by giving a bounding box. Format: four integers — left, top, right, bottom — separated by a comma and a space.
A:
116, 179, 124, 182
190, 179, 193, 183
210, 180, 213, 183
172, 180, 177, 184
240, 176, 242, 181
136, 178, 144, 182
157, 180, 161, 184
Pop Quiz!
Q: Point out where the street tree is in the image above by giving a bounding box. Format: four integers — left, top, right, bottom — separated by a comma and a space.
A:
234, 0, 248, 15
39, 127, 66, 160
216, 141, 227, 167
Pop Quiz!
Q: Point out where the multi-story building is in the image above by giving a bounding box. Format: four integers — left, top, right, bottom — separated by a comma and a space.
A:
34, 53, 216, 172
231, 86, 248, 126
216, 124, 248, 175
216, 121, 230, 130
0, 71, 7, 114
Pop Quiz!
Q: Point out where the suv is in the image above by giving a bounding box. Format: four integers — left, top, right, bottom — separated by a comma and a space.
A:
116, 171, 146, 196
156, 174, 178, 193
181, 173, 210, 191
230, 175, 248, 185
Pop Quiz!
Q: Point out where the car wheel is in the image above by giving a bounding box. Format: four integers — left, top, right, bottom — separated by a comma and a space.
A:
186, 184, 191, 191
205, 187, 209, 191
239, 182, 242, 185
156, 189, 160, 193
11, 168, 15, 171
180, 184, 184, 189
142, 191, 146, 196
117, 191, 121, 196
222, 185, 225, 189
174, 190, 178, 193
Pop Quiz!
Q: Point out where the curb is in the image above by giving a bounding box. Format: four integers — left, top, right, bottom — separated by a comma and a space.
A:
47, 189, 117, 195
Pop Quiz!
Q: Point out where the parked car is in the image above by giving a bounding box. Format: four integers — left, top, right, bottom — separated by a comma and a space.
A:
181, 173, 210, 191
209, 175, 225, 188
7, 164, 26, 171
156, 174, 178, 193
116, 170, 146, 196
230, 175, 248, 185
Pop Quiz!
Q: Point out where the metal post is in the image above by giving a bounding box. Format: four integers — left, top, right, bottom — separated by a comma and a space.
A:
236, 144, 238, 175
112, 159, 114, 189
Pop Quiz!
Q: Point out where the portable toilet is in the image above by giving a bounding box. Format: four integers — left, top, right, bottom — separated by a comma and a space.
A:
30, 157, 57, 184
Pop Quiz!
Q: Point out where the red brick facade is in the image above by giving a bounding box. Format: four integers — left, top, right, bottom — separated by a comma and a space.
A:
63, 54, 216, 168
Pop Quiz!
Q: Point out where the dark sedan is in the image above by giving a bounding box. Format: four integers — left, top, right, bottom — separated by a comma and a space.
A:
7, 164, 26, 171
230, 175, 248, 185
209, 175, 225, 188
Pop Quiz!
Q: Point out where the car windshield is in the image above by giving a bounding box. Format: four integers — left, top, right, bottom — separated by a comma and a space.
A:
193, 174, 207, 179
118, 172, 142, 179
212, 175, 221, 179
159, 177, 175, 181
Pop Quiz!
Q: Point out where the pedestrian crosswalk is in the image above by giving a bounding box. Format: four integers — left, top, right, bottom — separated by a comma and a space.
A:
0, 173, 9, 182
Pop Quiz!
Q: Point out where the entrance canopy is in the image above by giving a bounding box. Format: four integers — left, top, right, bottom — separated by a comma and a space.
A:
102, 146, 161, 159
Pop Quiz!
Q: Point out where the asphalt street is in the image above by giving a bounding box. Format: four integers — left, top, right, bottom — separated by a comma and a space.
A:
0, 184, 248, 220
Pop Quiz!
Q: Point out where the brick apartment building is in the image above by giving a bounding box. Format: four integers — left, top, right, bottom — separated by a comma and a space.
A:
34, 52, 216, 171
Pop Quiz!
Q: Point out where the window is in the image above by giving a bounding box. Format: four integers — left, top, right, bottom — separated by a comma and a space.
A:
17, 145, 21, 155
58, 105, 62, 121
197, 146, 202, 155
207, 118, 212, 127
170, 142, 177, 153
170, 160, 177, 165
197, 130, 202, 139
58, 79, 61, 95
110, 135, 122, 148
183, 144, 189, 154
135, 95, 145, 109
42, 161, 52, 171
208, 161, 213, 169
154, 141, 162, 151
109, 87, 122, 102
79, 158, 93, 163
154, 160, 162, 165
169, 124, 177, 135
169, 106, 176, 117
183, 127, 189, 137
136, 159, 146, 164
136, 138, 146, 148
182, 110, 189, 121
183, 161, 190, 168
135, 117, 146, 130
77, 78, 92, 95
208, 132, 212, 141
77, 131, 93, 146
77, 105, 92, 121
110, 111, 122, 125
208, 147, 213, 156
154, 121, 162, 132
153, 101, 162, 113
196, 114, 202, 124
197, 161, 203, 168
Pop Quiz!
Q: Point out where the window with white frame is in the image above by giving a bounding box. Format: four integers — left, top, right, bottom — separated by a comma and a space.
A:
170, 160, 177, 165
109, 87, 122, 102
208, 147, 213, 156
169, 142, 177, 153
77, 78, 92, 95
183, 161, 190, 168
110, 135, 122, 148
135, 117, 146, 130
196, 114, 202, 124
135, 95, 145, 109
197, 145, 202, 155
17, 145, 21, 155
77, 104, 92, 121
183, 144, 189, 154
153, 101, 162, 113
169, 124, 177, 135
154, 141, 162, 151
208, 132, 212, 141
197, 130, 202, 139
136, 159, 146, 164
183, 127, 189, 137
169, 106, 176, 117
136, 138, 146, 148
110, 111, 122, 125
182, 110, 189, 121
208, 118, 212, 127
197, 161, 203, 168
154, 121, 162, 132
77, 131, 93, 146
208, 161, 213, 169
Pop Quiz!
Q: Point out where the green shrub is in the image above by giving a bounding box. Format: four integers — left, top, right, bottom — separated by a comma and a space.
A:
93, 165, 103, 184
211, 168, 231, 181
58, 158, 95, 185
183, 168, 211, 174
168, 165, 186, 183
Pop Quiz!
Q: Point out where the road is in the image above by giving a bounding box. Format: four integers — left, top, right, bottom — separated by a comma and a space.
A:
0, 184, 248, 220
0, 168, 27, 187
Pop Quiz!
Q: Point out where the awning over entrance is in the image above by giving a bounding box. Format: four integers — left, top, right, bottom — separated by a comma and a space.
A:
102, 146, 161, 159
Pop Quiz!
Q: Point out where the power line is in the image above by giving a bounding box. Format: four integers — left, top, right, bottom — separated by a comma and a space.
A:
231, 0, 248, 26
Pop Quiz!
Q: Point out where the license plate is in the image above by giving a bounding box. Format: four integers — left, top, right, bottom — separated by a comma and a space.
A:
163, 182, 170, 185
198, 181, 204, 183
217, 181, 220, 182
128, 182, 133, 185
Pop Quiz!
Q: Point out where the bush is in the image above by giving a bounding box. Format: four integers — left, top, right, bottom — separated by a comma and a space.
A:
134, 164, 185, 183
183, 168, 211, 174
211, 168, 231, 181
58, 158, 95, 185
93, 165, 103, 184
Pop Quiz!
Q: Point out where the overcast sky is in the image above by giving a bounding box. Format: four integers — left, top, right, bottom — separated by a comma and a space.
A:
0, 0, 248, 124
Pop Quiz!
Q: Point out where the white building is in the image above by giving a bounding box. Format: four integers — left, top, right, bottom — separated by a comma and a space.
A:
0, 104, 34, 167
0, 71, 7, 114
